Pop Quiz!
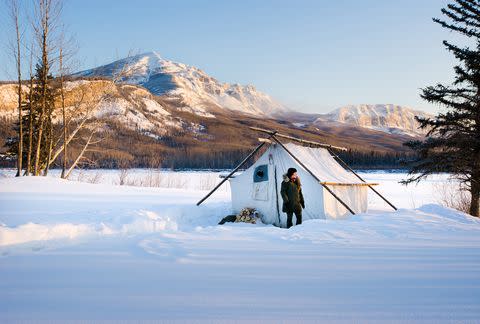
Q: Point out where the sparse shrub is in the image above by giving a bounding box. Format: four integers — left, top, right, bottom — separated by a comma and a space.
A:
435, 181, 471, 214
76, 169, 86, 182
88, 171, 103, 184
118, 168, 129, 186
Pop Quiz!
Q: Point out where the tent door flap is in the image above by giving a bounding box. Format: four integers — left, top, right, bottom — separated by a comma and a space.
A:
252, 182, 269, 201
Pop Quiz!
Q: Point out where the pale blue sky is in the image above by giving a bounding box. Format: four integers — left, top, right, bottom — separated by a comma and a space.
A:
0, 0, 460, 114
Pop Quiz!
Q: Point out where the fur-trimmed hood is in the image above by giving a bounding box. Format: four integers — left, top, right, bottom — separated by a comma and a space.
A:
282, 173, 301, 186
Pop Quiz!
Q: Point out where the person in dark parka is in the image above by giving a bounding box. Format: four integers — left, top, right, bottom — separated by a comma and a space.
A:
280, 167, 305, 228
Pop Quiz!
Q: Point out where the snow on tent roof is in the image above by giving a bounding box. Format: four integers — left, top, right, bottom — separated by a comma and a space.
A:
283, 143, 362, 184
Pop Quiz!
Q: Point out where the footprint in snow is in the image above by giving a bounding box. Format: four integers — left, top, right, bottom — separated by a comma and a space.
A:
137, 235, 189, 263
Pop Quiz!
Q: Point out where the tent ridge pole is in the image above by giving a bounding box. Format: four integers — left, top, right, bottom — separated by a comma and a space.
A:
249, 126, 347, 151
327, 149, 398, 211
272, 136, 356, 216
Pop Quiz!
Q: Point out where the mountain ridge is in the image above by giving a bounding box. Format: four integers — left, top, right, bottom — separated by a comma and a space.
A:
312, 104, 434, 137
75, 52, 432, 137
75, 52, 290, 118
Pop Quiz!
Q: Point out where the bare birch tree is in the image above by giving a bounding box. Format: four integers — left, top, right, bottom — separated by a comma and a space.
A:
59, 45, 67, 177
25, 43, 34, 176
56, 30, 78, 178
64, 122, 103, 179
7, 0, 24, 177
32, 0, 50, 175
31, 0, 62, 176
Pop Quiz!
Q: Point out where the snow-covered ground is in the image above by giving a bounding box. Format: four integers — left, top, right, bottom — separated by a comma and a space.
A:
1, 169, 479, 322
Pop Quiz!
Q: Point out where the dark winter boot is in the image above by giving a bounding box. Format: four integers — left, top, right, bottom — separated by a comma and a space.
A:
286, 212, 293, 228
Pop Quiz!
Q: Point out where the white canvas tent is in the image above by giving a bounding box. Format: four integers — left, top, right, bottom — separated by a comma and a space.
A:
229, 143, 369, 226
196, 127, 396, 227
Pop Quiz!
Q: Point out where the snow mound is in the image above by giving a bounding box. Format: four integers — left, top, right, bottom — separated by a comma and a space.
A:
0, 177, 230, 247
1, 176, 479, 249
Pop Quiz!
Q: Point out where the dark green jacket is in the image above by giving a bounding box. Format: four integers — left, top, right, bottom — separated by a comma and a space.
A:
280, 174, 305, 212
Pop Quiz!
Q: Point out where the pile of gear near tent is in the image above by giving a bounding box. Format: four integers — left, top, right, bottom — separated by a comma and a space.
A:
197, 127, 396, 228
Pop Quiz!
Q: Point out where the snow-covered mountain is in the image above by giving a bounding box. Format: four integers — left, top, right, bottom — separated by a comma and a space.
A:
75, 52, 290, 118
314, 104, 434, 137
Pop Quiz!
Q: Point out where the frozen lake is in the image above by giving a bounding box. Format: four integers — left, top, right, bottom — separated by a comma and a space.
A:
0, 168, 456, 209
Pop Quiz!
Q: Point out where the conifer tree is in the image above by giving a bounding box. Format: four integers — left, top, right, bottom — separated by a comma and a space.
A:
404, 0, 480, 216
9, 0, 23, 177
31, 61, 55, 175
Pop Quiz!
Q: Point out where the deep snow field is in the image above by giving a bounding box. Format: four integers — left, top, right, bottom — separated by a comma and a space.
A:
1, 169, 479, 323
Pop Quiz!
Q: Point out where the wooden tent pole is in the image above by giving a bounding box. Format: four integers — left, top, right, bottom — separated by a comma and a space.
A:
327, 149, 398, 211
249, 126, 347, 151
196, 133, 276, 206
274, 165, 282, 227
272, 136, 356, 215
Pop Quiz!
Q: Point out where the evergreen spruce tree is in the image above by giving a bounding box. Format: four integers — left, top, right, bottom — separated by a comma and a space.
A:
32, 62, 55, 174
7, 62, 56, 175
403, 0, 480, 216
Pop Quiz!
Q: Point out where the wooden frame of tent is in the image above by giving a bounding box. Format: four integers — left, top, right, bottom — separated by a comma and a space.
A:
196, 127, 397, 214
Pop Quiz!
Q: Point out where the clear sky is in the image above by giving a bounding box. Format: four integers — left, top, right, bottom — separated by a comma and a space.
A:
0, 0, 462, 114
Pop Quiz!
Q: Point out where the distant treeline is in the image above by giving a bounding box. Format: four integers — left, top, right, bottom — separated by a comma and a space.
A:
1, 117, 412, 170
1, 141, 411, 170
158, 148, 411, 170
337, 149, 411, 169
